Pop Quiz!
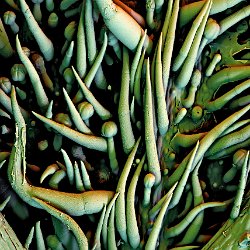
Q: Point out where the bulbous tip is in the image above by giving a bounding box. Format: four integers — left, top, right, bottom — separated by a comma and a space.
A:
101, 121, 118, 138
144, 173, 156, 188
54, 113, 72, 127
204, 18, 220, 40
3, 11, 16, 25
78, 102, 94, 120
233, 149, 248, 169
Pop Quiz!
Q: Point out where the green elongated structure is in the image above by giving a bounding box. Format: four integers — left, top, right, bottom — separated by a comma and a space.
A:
60, 0, 79, 10
155, 33, 169, 135
0, 196, 11, 211
126, 154, 145, 249
61, 149, 74, 185
206, 79, 250, 112
115, 137, 141, 243
206, 66, 250, 92
32, 54, 54, 92
220, 119, 250, 137
130, 31, 147, 94
172, 0, 211, 72
32, 111, 108, 152
46, 235, 64, 250
85, 0, 107, 89
133, 48, 145, 106
205, 53, 221, 77
40, 163, 59, 183
35, 221, 46, 250
179, 0, 244, 27
107, 205, 117, 250
15, 87, 26, 101
33, 198, 88, 250
0, 88, 29, 120
113, 0, 145, 27
76, 3, 87, 79
144, 59, 161, 185
169, 141, 199, 209
49, 169, 67, 190
197, 66, 250, 106
182, 69, 201, 108
102, 192, 120, 249
93, 205, 106, 250
229, 95, 250, 109
74, 162, 85, 192
24, 226, 34, 249
162, 0, 179, 91
72, 66, 112, 120
164, 202, 225, 239
179, 160, 204, 245
171, 132, 206, 150
178, 160, 205, 245
218, 4, 250, 35
19, 0, 54, 61
85, 0, 97, 65
94, 0, 152, 53
0, 17, 14, 58
73, 32, 108, 103
51, 216, 78, 249
80, 161, 92, 190
161, 0, 173, 44
174, 108, 187, 124
177, 191, 193, 220
145, 183, 177, 250
207, 137, 250, 160
62, 88, 92, 134
230, 151, 249, 219
59, 41, 74, 74
118, 46, 135, 154
205, 124, 250, 157
4, 0, 19, 10
146, 0, 157, 30
175, 0, 211, 89
16, 35, 49, 112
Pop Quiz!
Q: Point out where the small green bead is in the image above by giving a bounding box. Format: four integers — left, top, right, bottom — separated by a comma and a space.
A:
48, 12, 59, 28
192, 106, 203, 122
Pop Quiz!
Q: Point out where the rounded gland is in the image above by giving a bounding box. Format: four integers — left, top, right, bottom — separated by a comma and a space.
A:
78, 102, 94, 120
54, 113, 72, 127
32, 53, 45, 71
204, 18, 220, 41
0, 77, 12, 94
144, 173, 155, 188
48, 12, 59, 28
191, 106, 203, 122
64, 21, 77, 41
101, 121, 118, 138
11, 64, 27, 82
3, 11, 16, 26
233, 149, 248, 169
